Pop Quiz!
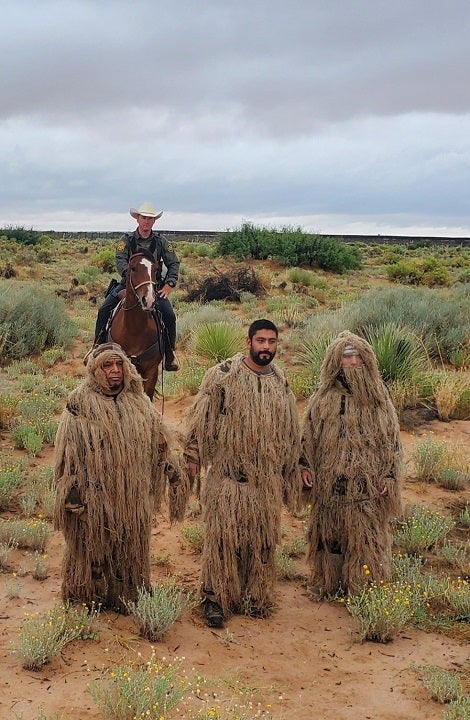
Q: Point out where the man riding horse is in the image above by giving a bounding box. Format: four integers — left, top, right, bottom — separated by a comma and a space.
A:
94, 202, 180, 371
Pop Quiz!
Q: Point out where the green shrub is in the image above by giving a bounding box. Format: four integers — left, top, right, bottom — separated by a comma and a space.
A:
76, 266, 102, 285
287, 267, 316, 286
300, 286, 469, 363
218, 223, 362, 273
387, 256, 450, 287
0, 282, 76, 360
92, 247, 116, 273
0, 454, 24, 510
412, 664, 463, 704
346, 578, 422, 643
0, 518, 51, 551
0, 225, 39, 246
180, 521, 205, 552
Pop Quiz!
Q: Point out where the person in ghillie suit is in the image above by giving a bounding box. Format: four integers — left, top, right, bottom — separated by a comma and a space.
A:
184, 319, 302, 628
54, 343, 188, 613
300, 331, 403, 599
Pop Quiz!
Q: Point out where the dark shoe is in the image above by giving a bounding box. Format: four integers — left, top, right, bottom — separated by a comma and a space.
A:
203, 600, 224, 628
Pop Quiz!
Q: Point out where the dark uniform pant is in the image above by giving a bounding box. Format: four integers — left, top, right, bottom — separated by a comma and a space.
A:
94, 283, 176, 350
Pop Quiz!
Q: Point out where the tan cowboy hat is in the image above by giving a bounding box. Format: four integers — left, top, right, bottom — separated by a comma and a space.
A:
130, 202, 163, 220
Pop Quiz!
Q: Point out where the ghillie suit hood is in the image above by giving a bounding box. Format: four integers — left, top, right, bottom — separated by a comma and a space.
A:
54, 344, 187, 612
301, 331, 403, 598
185, 353, 302, 616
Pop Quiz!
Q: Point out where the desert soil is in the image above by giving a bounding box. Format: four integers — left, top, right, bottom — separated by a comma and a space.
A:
0, 349, 469, 720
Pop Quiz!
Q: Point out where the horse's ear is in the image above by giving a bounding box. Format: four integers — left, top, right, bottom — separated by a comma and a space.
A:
129, 237, 138, 255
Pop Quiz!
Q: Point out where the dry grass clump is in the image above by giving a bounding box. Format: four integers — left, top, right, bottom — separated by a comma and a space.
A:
411, 663, 464, 704
412, 437, 468, 488
88, 651, 186, 720
123, 581, 199, 642
393, 505, 455, 554
180, 521, 205, 553
13, 602, 99, 671
434, 371, 470, 421
0, 518, 51, 552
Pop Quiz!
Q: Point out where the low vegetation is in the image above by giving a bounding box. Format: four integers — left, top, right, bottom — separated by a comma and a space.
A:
0, 231, 469, 718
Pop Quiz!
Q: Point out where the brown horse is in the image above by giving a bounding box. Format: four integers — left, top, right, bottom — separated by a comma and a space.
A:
108, 243, 163, 400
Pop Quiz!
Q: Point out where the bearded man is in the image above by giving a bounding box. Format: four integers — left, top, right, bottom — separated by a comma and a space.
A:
185, 319, 302, 628
54, 343, 186, 613
301, 331, 403, 599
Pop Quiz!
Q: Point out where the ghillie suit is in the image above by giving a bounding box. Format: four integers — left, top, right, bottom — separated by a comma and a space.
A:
54, 344, 188, 613
301, 331, 403, 598
185, 353, 301, 618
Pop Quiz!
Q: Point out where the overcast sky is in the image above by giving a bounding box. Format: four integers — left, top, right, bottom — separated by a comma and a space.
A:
1, 0, 470, 236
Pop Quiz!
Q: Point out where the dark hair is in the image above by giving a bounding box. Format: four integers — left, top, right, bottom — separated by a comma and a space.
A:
248, 319, 278, 339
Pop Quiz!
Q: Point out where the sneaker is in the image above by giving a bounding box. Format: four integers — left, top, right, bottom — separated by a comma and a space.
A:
203, 600, 224, 628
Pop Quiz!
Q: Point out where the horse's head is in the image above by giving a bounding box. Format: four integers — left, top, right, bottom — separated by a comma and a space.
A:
127, 249, 157, 311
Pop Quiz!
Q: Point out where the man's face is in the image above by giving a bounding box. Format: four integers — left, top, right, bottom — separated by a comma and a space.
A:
102, 357, 124, 393
137, 214, 157, 237
248, 329, 278, 366
341, 352, 363, 369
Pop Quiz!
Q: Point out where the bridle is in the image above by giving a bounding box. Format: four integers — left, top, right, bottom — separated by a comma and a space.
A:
124, 253, 157, 310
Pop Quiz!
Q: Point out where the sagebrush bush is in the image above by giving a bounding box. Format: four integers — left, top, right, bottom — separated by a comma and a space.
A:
0, 282, 76, 359
300, 286, 469, 363
412, 438, 448, 482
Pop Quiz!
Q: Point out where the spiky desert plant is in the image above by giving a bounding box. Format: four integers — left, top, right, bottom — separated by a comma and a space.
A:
189, 321, 245, 362
363, 322, 429, 384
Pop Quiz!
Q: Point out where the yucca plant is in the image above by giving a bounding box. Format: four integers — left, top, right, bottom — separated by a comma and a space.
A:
363, 323, 429, 383
190, 321, 245, 362
296, 332, 336, 379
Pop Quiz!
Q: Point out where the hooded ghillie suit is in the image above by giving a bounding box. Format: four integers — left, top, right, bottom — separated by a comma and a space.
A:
301, 331, 403, 598
54, 344, 187, 613
185, 353, 301, 617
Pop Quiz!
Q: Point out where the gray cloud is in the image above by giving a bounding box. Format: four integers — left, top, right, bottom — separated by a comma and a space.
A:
1, 0, 470, 233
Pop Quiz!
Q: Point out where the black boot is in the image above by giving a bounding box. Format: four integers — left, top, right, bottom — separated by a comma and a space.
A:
203, 599, 224, 628
164, 342, 179, 371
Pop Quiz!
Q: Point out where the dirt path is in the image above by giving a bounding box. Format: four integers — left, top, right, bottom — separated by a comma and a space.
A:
0, 390, 469, 720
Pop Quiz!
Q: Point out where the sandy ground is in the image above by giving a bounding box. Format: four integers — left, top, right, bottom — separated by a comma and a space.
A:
0, 360, 469, 720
